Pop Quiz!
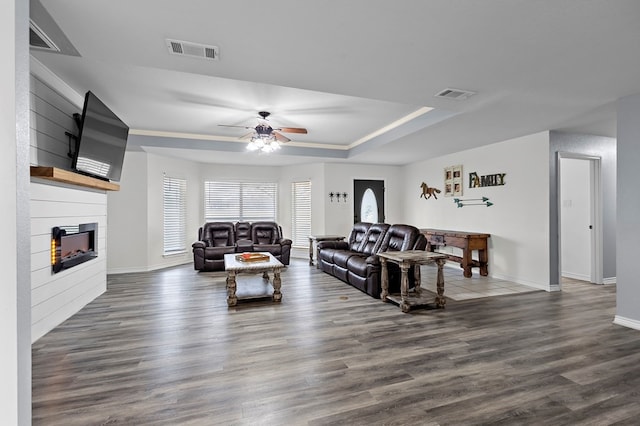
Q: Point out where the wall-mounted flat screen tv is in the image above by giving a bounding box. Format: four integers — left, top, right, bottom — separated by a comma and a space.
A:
72, 91, 129, 182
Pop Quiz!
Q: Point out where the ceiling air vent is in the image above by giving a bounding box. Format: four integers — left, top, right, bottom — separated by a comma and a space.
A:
29, 19, 60, 52
166, 39, 219, 60
435, 88, 476, 100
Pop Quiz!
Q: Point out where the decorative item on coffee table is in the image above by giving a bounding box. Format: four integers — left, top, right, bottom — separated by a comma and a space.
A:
235, 252, 270, 263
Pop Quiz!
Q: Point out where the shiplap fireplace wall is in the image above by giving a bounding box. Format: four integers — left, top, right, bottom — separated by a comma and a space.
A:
30, 60, 112, 342
30, 181, 108, 342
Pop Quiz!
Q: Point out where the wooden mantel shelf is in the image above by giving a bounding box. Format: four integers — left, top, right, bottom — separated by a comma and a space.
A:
30, 166, 120, 191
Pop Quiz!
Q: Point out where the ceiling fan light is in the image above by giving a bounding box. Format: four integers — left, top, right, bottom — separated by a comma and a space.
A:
247, 141, 259, 151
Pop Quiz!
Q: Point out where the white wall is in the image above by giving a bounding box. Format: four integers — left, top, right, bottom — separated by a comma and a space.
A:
146, 153, 201, 271
324, 162, 404, 237
615, 93, 640, 329
30, 182, 108, 342
2, 0, 19, 420
548, 131, 616, 285
402, 132, 551, 289
279, 163, 325, 258
107, 151, 148, 272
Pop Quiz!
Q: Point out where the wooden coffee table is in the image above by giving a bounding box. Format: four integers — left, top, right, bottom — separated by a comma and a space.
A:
378, 250, 447, 313
223, 252, 284, 306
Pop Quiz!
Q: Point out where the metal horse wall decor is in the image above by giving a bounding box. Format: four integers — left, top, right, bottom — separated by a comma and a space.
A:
420, 182, 441, 200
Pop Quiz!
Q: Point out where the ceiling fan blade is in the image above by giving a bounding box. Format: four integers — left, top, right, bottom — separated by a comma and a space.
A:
240, 132, 254, 140
218, 124, 253, 129
277, 127, 307, 134
273, 131, 290, 143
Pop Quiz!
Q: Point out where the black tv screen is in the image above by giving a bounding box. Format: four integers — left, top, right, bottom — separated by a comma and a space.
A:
72, 91, 129, 182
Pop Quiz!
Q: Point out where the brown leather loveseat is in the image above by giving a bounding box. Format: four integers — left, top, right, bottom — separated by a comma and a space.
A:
192, 221, 292, 271
317, 222, 426, 298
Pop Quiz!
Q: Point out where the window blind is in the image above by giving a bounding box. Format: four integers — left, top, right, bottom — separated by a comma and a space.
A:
291, 181, 312, 247
163, 176, 187, 254
204, 181, 277, 222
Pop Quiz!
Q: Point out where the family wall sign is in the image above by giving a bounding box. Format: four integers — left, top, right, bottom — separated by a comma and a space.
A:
468, 171, 506, 188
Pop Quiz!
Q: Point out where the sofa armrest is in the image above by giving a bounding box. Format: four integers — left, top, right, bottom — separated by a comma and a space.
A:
279, 238, 293, 246
192, 241, 207, 249
317, 241, 349, 251
365, 255, 380, 265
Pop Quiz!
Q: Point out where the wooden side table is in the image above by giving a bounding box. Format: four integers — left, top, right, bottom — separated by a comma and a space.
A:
378, 250, 447, 313
308, 235, 345, 268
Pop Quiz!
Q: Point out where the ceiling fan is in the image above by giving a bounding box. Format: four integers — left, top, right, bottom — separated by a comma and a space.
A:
219, 111, 308, 143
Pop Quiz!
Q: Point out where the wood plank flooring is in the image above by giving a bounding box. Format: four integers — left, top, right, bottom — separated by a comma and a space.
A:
32, 259, 640, 425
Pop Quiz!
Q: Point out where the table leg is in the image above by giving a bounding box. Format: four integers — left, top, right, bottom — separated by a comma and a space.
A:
315, 245, 321, 269
226, 271, 237, 307
309, 237, 314, 266
272, 268, 282, 302
400, 263, 411, 313
479, 248, 489, 276
434, 258, 446, 308
380, 257, 389, 302
462, 245, 472, 278
262, 271, 269, 280
414, 264, 422, 296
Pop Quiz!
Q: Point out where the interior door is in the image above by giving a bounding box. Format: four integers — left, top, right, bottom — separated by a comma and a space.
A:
353, 180, 385, 224
560, 158, 592, 281
558, 153, 603, 285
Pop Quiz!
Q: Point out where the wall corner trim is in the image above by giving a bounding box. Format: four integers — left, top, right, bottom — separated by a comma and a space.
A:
613, 315, 640, 330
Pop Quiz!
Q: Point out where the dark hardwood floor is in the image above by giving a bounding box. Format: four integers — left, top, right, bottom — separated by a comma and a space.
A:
32, 260, 640, 425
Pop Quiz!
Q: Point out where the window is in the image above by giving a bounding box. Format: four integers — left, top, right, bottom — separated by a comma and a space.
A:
204, 181, 277, 222
291, 181, 311, 247
163, 175, 187, 254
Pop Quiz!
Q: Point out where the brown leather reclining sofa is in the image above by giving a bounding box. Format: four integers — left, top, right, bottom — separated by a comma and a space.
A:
317, 222, 426, 298
192, 221, 292, 271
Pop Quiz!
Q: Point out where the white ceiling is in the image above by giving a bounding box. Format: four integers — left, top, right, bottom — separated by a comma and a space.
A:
31, 0, 640, 166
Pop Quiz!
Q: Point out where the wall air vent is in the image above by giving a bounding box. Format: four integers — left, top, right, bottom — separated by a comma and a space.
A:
435, 88, 476, 100
166, 39, 219, 60
29, 19, 60, 52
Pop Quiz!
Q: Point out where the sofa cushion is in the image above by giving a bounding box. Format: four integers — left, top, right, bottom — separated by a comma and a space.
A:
333, 250, 360, 268
348, 222, 372, 251
357, 223, 390, 255
201, 222, 236, 247
255, 244, 281, 256
380, 224, 418, 252
345, 254, 371, 276
204, 246, 237, 257
251, 222, 281, 244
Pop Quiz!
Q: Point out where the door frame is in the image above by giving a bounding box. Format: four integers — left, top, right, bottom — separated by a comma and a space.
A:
557, 152, 603, 286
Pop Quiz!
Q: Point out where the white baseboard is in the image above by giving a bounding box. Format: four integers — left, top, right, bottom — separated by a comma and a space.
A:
613, 315, 640, 330
603, 277, 617, 285
490, 271, 555, 292
561, 271, 590, 282
108, 259, 192, 275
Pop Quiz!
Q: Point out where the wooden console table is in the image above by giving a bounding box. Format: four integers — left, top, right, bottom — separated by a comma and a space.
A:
420, 229, 490, 278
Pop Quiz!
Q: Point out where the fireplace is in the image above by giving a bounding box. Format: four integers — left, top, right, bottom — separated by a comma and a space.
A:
51, 223, 98, 273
